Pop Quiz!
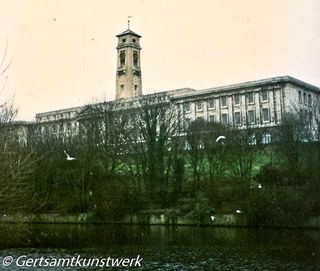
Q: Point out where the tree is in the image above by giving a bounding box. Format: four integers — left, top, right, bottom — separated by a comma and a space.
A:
124, 94, 180, 202
227, 127, 258, 186
0, 49, 38, 213
202, 121, 228, 190
185, 118, 207, 193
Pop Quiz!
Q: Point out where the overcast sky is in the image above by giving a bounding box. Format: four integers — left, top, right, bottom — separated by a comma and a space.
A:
1, 0, 320, 120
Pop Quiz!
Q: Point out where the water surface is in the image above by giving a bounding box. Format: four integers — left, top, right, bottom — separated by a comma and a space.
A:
0, 224, 319, 270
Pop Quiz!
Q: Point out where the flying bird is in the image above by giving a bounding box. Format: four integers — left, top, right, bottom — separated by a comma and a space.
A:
211, 216, 215, 221
216, 135, 226, 143
235, 209, 242, 214
258, 184, 262, 189
64, 150, 76, 161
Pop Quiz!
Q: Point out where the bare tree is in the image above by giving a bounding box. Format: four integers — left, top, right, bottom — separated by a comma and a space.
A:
0, 50, 38, 213
185, 118, 207, 193
123, 94, 180, 200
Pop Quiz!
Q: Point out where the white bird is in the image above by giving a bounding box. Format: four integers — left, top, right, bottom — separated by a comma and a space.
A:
258, 184, 262, 189
236, 209, 241, 214
89, 191, 93, 197
211, 216, 215, 221
216, 135, 226, 143
64, 150, 76, 161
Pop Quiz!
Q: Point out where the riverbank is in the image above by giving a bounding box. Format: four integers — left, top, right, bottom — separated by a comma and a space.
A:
0, 211, 319, 229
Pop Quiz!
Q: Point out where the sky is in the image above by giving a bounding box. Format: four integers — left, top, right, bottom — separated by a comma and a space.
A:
0, 0, 319, 121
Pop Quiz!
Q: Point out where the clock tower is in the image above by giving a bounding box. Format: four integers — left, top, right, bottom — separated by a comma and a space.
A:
115, 28, 142, 99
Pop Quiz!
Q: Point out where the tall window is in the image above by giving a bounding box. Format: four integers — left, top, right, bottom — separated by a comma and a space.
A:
234, 94, 240, 105
247, 92, 254, 104
221, 96, 227, 107
221, 113, 228, 125
184, 102, 191, 113
262, 108, 269, 122
120, 51, 125, 66
234, 112, 241, 125
308, 94, 312, 106
248, 110, 255, 124
298, 91, 302, 103
208, 98, 215, 109
209, 115, 215, 122
196, 101, 203, 111
120, 84, 124, 91
261, 90, 268, 102
133, 51, 139, 67
304, 93, 307, 105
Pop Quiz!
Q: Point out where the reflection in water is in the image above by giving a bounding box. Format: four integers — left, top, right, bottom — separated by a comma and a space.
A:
0, 224, 319, 270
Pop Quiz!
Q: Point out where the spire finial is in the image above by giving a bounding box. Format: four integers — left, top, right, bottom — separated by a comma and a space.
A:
128, 16, 132, 29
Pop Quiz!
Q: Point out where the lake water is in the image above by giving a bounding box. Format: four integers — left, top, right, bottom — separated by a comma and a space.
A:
0, 224, 319, 270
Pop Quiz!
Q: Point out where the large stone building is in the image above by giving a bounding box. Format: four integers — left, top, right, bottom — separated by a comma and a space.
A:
33, 27, 320, 141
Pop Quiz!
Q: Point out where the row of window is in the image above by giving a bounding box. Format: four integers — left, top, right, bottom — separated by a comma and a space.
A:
183, 90, 269, 112
186, 108, 270, 126
298, 91, 312, 106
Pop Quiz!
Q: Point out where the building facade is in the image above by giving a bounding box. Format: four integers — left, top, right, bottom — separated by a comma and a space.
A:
32, 28, 320, 141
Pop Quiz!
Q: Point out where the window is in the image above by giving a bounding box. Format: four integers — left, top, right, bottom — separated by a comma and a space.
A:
185, 118, 191, 128
221, 113, 228, 125
262, 132, 272, 144
308, 94, 312, 106
120, 84, 124, 91
262, 108, 269, 122
234, 94, 240, 105
261, 90, 268, 102
197, 116, 204, 121
53, 124, 58, 133
184, 102, 191, 113
208, 98, 215, 109
133, 51, 139, 67
221, 96, 227, 107
120, 50, 125, 66
234, 112, 241, 125
196, 101, 203, 111
209, 115, 215, 122
247, 92, 254, 104
122, 38, 126, 42
298, 91, 302, 103
132, 38, 136, 43
304, 93, 307, 105
248, 134, 257, 145
67, 122, 72, 131
134, 85, 138, 91
248, 110, 255, 124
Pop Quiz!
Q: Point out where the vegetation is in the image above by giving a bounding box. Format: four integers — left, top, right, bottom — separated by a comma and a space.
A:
1, 87, 320, 227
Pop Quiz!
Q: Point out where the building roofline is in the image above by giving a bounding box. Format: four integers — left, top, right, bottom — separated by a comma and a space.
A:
169, 76, 319, 100
36, 105, 83, 118
116, 29, 142, 38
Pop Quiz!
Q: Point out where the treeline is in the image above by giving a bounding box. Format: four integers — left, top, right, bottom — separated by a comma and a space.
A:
1, 98, 320, 227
